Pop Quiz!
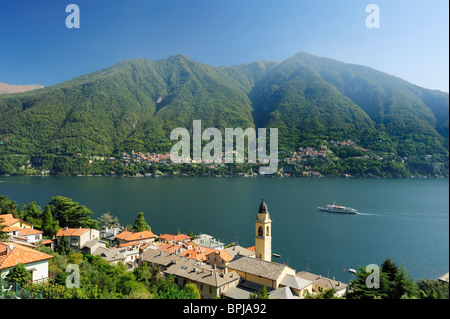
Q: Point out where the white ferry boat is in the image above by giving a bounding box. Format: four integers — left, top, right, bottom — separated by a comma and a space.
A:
318, 202, 358, 214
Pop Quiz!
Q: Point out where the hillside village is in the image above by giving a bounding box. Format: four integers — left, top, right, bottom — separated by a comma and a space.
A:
75, 139, 412, 178
5, 136, 447, 178
0, 199, 348, 299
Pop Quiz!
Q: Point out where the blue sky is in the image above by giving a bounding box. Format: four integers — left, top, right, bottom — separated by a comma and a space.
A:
0, 0, 448, 92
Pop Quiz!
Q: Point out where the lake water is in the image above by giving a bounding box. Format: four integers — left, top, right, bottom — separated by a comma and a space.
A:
1, 176, 448, 283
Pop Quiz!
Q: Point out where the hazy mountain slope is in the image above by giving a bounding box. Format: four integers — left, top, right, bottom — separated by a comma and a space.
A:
0, 83, 44, 94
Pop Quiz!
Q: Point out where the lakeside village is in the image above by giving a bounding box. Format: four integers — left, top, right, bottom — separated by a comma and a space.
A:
10, 138, 448, 178
1, 198, 353, 299
1, 197, 449, 300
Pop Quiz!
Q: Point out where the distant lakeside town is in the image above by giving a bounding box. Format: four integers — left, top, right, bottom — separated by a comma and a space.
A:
1, 138, 448, 178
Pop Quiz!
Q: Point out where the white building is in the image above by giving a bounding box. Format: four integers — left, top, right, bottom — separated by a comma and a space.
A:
0, 242, 54, 284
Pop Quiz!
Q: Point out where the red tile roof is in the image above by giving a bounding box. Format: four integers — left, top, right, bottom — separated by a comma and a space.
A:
0, 214, 21, 226
18, 228, 43, 236
0, 214, 32, 228
206, 249, 233, 262
115, 230, 156, 242
56, 228, 90, 237
158, 233, 191, 242
0, 242, 54, 270
116, 241, 142, 248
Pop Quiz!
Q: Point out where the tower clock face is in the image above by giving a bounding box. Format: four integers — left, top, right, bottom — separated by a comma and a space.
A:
258, 226, 263, 237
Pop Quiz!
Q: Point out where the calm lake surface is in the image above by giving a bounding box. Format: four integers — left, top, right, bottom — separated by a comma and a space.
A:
1, 176, 448, 283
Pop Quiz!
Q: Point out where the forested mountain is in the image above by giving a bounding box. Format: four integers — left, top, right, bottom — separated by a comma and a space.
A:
0, 53, 448, 158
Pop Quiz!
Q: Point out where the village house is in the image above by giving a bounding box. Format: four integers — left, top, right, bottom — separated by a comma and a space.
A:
158, 233, 192, 246
224, 255, 313, 298
115, 230, 156, 246
0, 214, 46, 246
0, 242, 54, 284
99, 227, 122, 247
140, 247, 183, 272
0, 214, 33, 233
180, 245, 217, 262
158, 242, 185, 255
223, 245, 255, 260
192, 234, 224, 250
10, 228, 44, 245
205, 249, 233, 269
166, 256, 240, 299
92, 241, 142, 270
296, 271, 348, 297
139, 248, 240, 299
55, 227, 105, 254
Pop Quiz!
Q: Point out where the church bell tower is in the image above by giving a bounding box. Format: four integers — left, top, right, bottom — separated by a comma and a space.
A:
255, 198, 272, 262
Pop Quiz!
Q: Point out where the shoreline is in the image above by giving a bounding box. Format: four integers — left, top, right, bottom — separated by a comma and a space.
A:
1, 174, 448, 179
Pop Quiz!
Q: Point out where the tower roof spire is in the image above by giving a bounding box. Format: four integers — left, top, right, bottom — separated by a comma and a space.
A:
258, 197, 269, 214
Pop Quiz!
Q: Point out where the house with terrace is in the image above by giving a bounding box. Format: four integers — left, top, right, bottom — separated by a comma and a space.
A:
10, 228, 44, 245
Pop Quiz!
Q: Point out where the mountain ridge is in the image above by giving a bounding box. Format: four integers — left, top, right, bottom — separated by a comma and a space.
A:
0, 52, 448, 158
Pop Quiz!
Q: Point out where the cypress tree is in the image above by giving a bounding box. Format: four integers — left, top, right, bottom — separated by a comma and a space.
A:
133, 212, 150, 232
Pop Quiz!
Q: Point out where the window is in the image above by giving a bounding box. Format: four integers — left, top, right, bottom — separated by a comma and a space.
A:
266, 226, 270, 236
257, 226, 263, 237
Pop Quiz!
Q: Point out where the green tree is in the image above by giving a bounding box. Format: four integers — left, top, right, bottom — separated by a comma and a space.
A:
21, 201, 43, 226
49, 196, 98, 229
5, 263, 32, 286
97, 212, 120, 230
417, 278, 449, 299
0, 195, 18, 215
249, 286, 269, 299
391, 264, 418, 299
381, 258, 399, 282
42, 205, 59, 237
184, 282, 201, 299
345, 265, 390, 299
305, 288, 342, 299
133, 262, 153, 287
133, 212, 150, 232
57, 235, 71, 255
0, 215, 8, 241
